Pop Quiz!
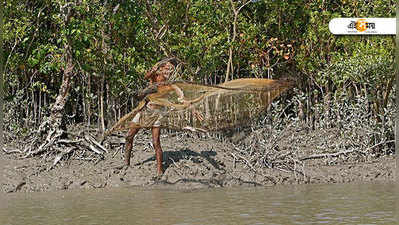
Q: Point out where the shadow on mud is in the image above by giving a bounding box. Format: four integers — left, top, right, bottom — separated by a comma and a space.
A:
134, 148, 225, 171
133, 149, 266, 187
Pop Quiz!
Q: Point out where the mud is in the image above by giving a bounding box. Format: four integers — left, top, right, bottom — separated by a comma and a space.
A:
0, 129, 395, 193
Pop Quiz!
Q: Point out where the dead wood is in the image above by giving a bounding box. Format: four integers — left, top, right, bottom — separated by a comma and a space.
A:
2, 148, 22, 154
84, 134, 108, 153
299, 150, 359, 161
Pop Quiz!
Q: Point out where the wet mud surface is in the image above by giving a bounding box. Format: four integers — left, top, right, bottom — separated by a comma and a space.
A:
1, 130, 395, 193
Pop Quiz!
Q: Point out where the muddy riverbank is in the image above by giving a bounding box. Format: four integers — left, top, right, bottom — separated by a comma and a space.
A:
1, 128, 395, 193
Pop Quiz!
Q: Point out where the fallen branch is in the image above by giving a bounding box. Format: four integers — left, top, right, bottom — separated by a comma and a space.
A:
84, 143, 104, 155
84, 134, 108, 153
299, 149, 358, 161
57, 139, 82, 144
2, 148, 22, 154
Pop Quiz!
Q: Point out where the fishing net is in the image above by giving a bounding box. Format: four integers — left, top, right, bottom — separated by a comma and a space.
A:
105, 78, 294, 135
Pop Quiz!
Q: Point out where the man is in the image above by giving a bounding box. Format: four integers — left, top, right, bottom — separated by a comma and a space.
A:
125, 58, 182, 176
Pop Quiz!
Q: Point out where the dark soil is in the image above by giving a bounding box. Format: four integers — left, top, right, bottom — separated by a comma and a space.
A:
0, 128, 395, 193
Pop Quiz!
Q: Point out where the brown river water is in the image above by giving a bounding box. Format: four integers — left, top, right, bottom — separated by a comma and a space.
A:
0, 182, 396, 225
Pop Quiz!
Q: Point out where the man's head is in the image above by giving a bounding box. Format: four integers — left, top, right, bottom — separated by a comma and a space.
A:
145, 58, 179, 84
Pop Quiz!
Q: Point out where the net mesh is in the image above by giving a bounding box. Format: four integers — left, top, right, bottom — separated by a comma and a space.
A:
105, 78, 294, 135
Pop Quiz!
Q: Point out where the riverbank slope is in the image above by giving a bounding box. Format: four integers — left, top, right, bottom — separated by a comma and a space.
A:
1, 127, 395, 193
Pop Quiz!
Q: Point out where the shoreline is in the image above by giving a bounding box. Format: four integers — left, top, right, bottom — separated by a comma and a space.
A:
1, 133, 395, 193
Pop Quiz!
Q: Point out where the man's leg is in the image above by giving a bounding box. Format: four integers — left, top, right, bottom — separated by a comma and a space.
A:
151, 127, 164, 175
125, 127, 140, 166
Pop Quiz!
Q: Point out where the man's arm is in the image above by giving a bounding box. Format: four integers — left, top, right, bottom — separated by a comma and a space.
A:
171, 84, 185, 103
137, 84, 158, 100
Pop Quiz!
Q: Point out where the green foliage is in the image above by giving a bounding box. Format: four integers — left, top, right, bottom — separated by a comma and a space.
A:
322, 45, 393, 89
295, 0, 395, 81
1, 0, 396, 130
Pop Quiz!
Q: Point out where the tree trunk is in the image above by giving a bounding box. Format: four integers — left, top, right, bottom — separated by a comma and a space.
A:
224, 0, 251, 83
29, 36, 74, 156
37, 0, 74, 134
87, 72, 91, 127
21, 2, 107, 162
0, 16, 3, 147
99, 74, 105, 134
32, 89, 36, 125
48, 63, 73, 131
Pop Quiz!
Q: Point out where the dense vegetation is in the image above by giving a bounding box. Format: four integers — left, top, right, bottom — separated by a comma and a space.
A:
1, 0, 395, 154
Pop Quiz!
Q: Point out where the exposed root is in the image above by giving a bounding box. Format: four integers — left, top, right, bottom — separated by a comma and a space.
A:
21, 127, 109, 169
